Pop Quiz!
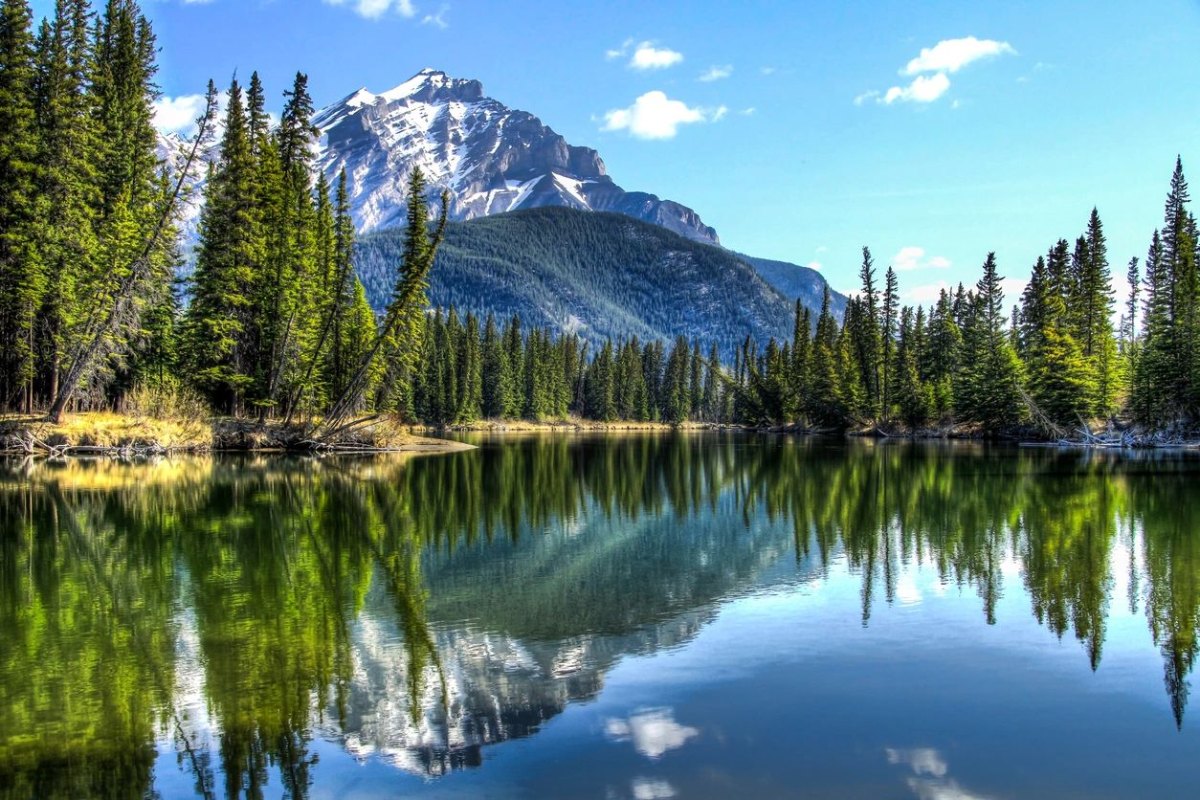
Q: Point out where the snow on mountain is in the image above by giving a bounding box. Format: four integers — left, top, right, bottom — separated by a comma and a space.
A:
312, 68, 719, 244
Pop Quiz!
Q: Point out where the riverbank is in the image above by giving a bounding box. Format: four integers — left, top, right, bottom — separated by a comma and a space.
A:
428, 418, 716, 433
0, 413, 474, 457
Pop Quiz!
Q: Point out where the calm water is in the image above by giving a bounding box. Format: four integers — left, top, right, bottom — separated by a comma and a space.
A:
2, 434, 1199, 799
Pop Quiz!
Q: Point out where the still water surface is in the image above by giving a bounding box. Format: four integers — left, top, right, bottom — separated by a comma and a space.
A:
1, 434, 1199, 798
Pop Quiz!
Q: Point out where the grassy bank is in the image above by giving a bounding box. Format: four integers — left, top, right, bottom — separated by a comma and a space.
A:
0, 413, 473, 456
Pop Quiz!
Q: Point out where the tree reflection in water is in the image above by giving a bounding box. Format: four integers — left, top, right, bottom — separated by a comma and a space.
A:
0, 436, 1197, 798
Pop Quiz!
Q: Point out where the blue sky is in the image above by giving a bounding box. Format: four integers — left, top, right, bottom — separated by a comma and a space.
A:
33, 0, 1200, 303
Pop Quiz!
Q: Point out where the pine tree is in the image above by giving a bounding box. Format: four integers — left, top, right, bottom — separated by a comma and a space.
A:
456, 311, 482, 422
788, 301, 811, 423
920, 290, 960, 419
1021, 250, 1095, 426
893, 306, 930, 428
586, 340, 617, 421
30, 0, 101, 408
47, 2, 212, 422
1135, 230, 1174, 423
0, 0, 43, 411
881, 265, 899, 421
501, 315, 524, 418
480, 314, 509, 418
851, 246, 883, 415
1079, 209, 1119, 414
958, 253, 1025, 427
807, 287, 845, 426
183, 80, 260, 414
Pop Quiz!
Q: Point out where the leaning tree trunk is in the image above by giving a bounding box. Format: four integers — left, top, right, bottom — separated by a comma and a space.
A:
47, 92, 218, 424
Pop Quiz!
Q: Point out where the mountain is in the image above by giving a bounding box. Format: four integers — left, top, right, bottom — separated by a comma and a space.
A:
313, 68, 719, 245
166, 68, 847, 338
738, 254, 848, 320
354, 207, 796, 354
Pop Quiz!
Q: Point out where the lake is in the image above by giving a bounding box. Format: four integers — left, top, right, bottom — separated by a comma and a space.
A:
1, 433, 1198, 799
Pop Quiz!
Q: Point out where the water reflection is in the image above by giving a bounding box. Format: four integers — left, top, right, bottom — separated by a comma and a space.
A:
0, 437, 1198, 797
887, 747, 989, 800
605, 708, 699, 759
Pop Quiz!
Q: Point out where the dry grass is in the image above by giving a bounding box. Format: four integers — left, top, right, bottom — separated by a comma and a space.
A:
7, 411, 213, 450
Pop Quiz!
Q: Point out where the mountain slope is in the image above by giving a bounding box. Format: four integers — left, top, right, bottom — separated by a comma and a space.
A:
315, 68, 718, 244
354, 207, 796, 354
738, 254, 848, 319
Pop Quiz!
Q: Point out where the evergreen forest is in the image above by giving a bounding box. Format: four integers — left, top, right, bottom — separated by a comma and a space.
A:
0, 0, 1197, 437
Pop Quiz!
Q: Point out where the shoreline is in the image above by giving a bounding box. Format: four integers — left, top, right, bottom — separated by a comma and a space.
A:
4, 413, 1196, 457
0, 413, 475, 458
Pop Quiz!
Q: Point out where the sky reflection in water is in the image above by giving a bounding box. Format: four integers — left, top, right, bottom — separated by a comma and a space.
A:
1, 434, 1198, 798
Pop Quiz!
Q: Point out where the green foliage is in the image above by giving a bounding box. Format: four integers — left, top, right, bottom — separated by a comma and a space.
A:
354, 206, 800, 361
4, 436, 1200, 793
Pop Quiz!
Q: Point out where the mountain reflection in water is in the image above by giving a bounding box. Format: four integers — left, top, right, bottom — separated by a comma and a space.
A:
1, 434, 1198, 798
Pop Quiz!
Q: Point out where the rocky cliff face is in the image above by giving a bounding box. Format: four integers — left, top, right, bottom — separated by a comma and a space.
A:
312, 68, 720, 244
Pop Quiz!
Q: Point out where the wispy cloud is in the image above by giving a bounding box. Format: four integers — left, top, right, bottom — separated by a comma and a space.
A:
893, 246, 952, 271
857, 36, 1015, 106
322, 0, 417, 20
602, 91, 725, 139
699, 64, 733, 82
421, 4, 448, 28
903, 36, 1016, 76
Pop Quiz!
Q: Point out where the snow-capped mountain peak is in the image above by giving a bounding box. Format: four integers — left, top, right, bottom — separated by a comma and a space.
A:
313, 68, 718, 243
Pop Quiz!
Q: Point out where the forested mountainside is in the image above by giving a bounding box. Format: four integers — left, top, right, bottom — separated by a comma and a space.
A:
738, 254, 848, 320
354, 207, 821, 357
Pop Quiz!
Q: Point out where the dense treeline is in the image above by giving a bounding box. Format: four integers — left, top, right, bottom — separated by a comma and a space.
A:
411, 308, 728, 424
1, 1, 1198, 437
0, 0, 443, 428
0, 0, 178, 417
731, 164, 1199, 434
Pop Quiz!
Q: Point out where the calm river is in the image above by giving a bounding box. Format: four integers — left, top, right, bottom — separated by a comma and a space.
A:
1, 434, 1198, 798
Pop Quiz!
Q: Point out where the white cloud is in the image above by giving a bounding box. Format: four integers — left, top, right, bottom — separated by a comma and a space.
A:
602, 91, 723, 139
699, 64, 732, 82
760, 66, 777, 76
606, 38, 635, 60
806, 261, 823, 270
903, 36, 1016, 75
886, 748, 949, 778
630, 42, 684, 70
857, 35, 1015, 106
605, 709, 698, 758
887, 747, 993, 800
421, 4, 448, 28
153, 93, 209, 136
883, 72, 951, 104
892, 246, 951, 271
632, 778, 677, 800
322, 0, 416, 20
739, 106, 756, 116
